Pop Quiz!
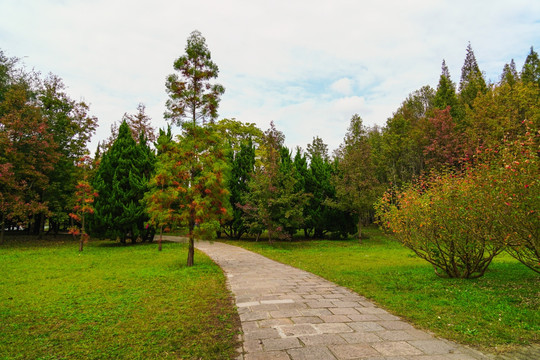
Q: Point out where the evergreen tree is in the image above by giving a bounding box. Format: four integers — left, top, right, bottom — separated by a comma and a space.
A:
332, 114, 380, 242
165, 30, 224, 126
223, 138, 256, 239
521, 46, 540, 87
91, 121, 155, 242
500, 59, 519, 87
123, 103, 156, 144
459, 43, 487, 109
434, 60, 462, 120
240, 122, 308, 243
145, 124, 230, 265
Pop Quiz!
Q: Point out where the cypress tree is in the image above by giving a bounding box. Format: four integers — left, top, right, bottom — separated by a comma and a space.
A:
91, 120, 155, 242
223, 138, 255, 239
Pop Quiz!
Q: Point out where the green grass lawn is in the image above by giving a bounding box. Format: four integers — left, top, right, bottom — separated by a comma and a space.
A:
0, 235, 240, 360
223, 227, 539, 353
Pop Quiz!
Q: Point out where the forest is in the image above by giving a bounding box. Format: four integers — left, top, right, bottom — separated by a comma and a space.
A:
1, 32, 538, 276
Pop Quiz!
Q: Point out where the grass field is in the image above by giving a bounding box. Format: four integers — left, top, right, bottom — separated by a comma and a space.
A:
223, 227, 539, 353
0, 235, 240, 360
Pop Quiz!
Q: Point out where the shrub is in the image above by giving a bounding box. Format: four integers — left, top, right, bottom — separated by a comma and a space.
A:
474, 127, 539, 273
376, 172, 504, 278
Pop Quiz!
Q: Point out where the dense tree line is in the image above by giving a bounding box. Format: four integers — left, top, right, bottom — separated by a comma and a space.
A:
2, 39, 538, 270
0, 50, 97, 242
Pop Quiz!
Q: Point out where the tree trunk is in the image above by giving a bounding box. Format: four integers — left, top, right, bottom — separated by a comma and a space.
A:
357, 215, 362, 244
79, 216, 85, 252
158, 226, 163, 252
0, 213, 5, 244
187, 222, 195, 267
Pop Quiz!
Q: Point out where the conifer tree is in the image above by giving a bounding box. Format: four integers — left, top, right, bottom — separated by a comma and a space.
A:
332, 114, 380, 242
500, 59, 519, 87
91, 121, 155, 242
165, 30, 224, 127
434, 60, 462, 120
223, 138, 256, 239
240, 122, 308, 243
459, 43, 487, 109
521, 46, 540, 87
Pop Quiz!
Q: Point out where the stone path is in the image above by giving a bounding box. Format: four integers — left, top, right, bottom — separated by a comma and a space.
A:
194, 240, 490, 360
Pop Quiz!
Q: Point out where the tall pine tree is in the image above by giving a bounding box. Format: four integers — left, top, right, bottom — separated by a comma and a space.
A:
459, 43, 487, 110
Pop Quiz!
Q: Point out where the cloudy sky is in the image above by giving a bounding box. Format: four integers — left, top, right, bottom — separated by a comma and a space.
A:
1, 0, 538, 153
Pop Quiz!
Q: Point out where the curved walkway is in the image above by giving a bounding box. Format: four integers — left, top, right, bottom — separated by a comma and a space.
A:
194, 240, 489, 360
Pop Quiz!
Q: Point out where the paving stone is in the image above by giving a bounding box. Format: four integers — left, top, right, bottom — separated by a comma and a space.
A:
320, 315, 352, 323
291, 316, 324, 324
238, 301, 261, 307
323, 294, 346, 299
241, 311, 270, 322
371, 341, 423, 356
377, 313, 402, 321
242, 321, 260, 332
299, 334, 347, 346
244, 350, 291, 360
331, 301, 361, 308
407, 339, 460, 355
244, 328, 281, 340
314, 323, 353, 334
346, 314, 382, 322
263, 337, 303, 351
300, 308, 333, 317
356, 306, 389, 314
277, 324, 319, 338
270, 309, 302, 318
348, 321, 386, 332
261, 299, 295, 305
329, 307, 359, 315
243, 339, 263, 353
288, 346, 337, 360
339, 332, 382, 343
377, 330, 419, 341
305, 300, 335, 308
378, 321, 415, 331
404, 329, 434, 340
258, 318, 293, 328
329, 344, 380, 359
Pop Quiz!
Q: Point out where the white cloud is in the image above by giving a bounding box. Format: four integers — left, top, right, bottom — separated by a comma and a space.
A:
330, 78, 354, 95
1, 0, 539, 154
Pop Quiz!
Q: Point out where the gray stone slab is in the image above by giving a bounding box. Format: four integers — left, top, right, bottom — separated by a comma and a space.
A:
407, 339, 460, 355
378, 321, 415, 330
314, 323, 354, 334
244, 328, 282, 341
277, 324, 320, 338
371, 341, 423, 356
263, 337, 303, 351
288, 346, 337, 360
299, 334, 347, 346
348, 321, 386, 332
329, 307, 359, 315
291, 316, 324, 324
320, 315, 352, 323
339, 332, 382, 343
329, 344, 380, 359
244, 351, 291, 360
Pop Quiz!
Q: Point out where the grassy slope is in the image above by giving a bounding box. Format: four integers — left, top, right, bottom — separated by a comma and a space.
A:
0, 236, 240, 360
224, 227, 539, 352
